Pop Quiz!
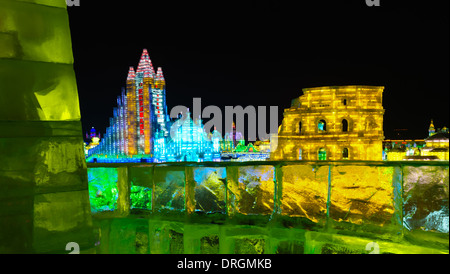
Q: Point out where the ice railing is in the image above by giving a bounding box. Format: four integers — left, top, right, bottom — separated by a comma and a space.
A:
87, 160, 449, 235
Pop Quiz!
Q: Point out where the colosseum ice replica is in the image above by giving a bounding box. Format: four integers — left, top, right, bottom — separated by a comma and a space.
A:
271, 86, 385, 161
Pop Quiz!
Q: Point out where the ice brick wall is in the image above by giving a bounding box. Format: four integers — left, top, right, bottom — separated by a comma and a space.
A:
93, 219, 447, 254
88, 161, 449, 254
0, 0, 94, 253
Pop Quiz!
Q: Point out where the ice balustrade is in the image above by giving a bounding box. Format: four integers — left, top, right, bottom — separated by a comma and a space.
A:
87, 161, 449, 254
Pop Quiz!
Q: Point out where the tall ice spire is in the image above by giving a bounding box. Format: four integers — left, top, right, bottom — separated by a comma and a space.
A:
156, 67, 165, 81
429, 119, 436, 136
127, 66, 136, 80
136, 48, 155, 78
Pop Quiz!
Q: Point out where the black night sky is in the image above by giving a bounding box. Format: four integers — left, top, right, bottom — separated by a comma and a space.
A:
67, 0, 449, 141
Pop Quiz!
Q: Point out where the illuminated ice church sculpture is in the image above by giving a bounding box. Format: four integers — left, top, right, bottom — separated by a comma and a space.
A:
86, 49, 223, 163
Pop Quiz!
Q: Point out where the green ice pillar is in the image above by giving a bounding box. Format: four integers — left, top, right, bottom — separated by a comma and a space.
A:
0, 0, 94, 253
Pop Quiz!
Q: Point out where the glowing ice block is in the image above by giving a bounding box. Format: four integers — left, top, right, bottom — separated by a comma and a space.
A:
189, 167, 227, 214
33, 190, 93, 251
403, 165, 449, 233
0, 60, 81, 121
0, 0, 80, 121
153, 167, 185, 212
105, 218, 150, 254
88, 168, 118, 213
227, 165, 275, 215
147, 221, 184, 254
280, 165, 328, 223
329, 165, 400, 227
0, 0, 74, 64
183, 224, 220, 254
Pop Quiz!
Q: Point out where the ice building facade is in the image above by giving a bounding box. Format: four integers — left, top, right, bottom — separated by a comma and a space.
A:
272, 86, 385, 161
153, 109, 222, 162
383, 120, 449, 161
84, 127, 101, 156
86, 49, 221, 163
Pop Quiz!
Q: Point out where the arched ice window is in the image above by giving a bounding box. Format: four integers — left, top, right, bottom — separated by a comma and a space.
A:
318, 120, 326, 132
318, 148, 327, 160
342, 119, 349, 132
342, 148, 349, 159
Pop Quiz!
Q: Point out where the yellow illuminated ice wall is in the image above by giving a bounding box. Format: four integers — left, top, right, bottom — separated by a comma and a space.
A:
272, 86, 385, 161
0, 0, 94, 253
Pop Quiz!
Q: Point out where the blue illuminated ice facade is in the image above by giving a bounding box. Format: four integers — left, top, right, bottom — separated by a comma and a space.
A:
87, 106, 222, 163
153, 110, 221, 162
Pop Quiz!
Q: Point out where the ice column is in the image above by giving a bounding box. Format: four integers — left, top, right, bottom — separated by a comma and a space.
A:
0, 0, 94, 253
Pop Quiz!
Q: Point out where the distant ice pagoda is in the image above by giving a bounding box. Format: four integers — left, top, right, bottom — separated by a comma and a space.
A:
86, 49, 221, 163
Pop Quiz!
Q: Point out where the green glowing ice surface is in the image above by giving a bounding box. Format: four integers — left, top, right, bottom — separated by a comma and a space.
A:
130, 182, 152, 211
88, 168, 118, 213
